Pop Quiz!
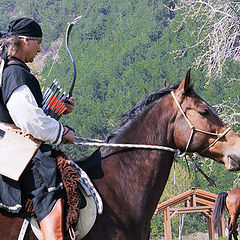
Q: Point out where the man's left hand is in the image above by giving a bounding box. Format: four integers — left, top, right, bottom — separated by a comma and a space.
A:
63, 97, 76, 115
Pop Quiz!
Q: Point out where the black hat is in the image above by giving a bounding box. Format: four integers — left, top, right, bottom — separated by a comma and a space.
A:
7, 17, 42, 40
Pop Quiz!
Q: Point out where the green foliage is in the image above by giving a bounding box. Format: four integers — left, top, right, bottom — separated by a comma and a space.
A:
0, 0, 14, 31
1, 0, 239, 238
150, 160, 197, 238
150, 213, 164, 240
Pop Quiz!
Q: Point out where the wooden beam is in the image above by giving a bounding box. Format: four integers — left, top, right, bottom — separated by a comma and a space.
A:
196, 197, 215, 206
155, 189, 221, 240
169, 206, 212, 215
169, 209, 178, 219
207, 215, 215, 240
155, 188, 218, 214
156, 193, 194, 213
201, 210, 213, 219
163, 207, 172, 240
185, 199, 191, 207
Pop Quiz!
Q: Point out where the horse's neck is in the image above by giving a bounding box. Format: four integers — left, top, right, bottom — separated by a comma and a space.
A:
99, 97, 175, 223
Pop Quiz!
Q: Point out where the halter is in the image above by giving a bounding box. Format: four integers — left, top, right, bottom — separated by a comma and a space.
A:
73, 91, 231, 158
170, 91, 231, 154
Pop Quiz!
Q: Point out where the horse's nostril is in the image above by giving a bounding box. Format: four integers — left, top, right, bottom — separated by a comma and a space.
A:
226, 154, 240, 171
228, 154, 240, 161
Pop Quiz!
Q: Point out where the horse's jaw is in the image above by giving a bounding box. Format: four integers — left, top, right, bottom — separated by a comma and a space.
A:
222, 143, 240, 171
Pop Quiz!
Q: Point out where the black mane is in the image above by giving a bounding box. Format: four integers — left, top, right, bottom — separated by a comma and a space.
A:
79, 82, 194, 178
106, 83, 181, 142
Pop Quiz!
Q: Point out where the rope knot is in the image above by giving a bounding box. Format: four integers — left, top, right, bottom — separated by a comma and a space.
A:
174, 149, 186, 158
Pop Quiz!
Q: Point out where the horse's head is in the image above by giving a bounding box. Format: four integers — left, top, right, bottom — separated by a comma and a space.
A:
172, 69, 240, 171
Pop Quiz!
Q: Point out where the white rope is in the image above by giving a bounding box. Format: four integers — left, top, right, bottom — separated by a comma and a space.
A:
73, 141, 185, 158
72, 90, 230, 160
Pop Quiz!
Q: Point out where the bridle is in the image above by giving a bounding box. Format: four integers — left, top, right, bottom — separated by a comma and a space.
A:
170, 91, 231, 154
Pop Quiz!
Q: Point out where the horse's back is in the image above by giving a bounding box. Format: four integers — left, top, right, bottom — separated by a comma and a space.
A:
226, 187, 240, 216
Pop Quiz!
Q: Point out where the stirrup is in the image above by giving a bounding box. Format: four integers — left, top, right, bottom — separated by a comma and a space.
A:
68, 226, 76, 240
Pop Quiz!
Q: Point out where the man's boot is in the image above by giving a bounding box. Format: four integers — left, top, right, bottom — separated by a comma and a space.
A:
40, 198, 64, 240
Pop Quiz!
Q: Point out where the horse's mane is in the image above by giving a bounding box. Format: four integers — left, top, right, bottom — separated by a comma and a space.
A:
106, 82, 184, 142
79, 82, 194, 178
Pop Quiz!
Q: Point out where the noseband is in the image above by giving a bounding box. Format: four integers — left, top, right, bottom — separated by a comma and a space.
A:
171, 91, 231, 154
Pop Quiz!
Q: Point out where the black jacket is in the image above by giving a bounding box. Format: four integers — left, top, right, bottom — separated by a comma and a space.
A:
0, 57, 43, 123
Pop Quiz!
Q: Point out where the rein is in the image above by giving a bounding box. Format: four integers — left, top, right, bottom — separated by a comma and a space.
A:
73, 91, 230, 157
73, 138, 184, 158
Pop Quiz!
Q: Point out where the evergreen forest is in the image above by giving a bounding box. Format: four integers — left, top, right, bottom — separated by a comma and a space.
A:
0, 0, 239, 238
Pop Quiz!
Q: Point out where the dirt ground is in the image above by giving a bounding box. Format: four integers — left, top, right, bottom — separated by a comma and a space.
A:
157, 232, 209, 240
175, 232, 209, 240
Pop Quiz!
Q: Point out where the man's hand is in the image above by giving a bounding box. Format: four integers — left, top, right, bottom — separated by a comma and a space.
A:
62, 126, 75, 144
63, 97, 76, 115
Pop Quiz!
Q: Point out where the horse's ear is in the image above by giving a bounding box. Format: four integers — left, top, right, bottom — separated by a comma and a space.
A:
176, 68, 191, 96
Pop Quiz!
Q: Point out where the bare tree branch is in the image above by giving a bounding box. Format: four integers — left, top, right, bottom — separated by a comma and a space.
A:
213, 97, 240, 129
172, 0, 240, 78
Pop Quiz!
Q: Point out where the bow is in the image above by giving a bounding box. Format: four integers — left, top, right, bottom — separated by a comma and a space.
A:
42, 16, 82, 119
65, 15, 82, 98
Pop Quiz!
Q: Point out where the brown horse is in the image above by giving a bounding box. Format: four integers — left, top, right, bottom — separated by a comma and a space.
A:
213, 187, 240, 240
1, 69, 240, 239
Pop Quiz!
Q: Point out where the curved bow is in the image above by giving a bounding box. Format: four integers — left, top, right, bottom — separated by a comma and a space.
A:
42, 16, 82, 119
65, 15, 82, 98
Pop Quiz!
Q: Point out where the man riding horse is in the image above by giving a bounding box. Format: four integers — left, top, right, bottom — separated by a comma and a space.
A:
0, 17, 76, 239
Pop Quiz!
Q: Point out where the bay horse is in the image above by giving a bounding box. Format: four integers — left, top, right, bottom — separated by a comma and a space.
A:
1, 69, 240, 239
213, 187, 240, 240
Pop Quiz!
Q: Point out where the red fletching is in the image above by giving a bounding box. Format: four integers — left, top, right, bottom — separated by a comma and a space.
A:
48, 93, 67, 116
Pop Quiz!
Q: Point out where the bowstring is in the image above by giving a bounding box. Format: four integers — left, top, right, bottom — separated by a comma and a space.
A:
46, 37, 64, 80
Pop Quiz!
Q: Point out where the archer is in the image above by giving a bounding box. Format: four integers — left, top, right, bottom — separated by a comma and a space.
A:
0, 17, 76, 239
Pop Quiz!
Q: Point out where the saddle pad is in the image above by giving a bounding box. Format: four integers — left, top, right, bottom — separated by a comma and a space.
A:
30, 185, 97, 240
0, 122, 42, 181
74, 185, 97, 239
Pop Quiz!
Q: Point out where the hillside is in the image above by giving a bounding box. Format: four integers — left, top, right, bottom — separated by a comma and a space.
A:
0, 0, 239, 238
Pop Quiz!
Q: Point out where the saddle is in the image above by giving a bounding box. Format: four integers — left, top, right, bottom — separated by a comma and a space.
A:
19, 150, 103, 239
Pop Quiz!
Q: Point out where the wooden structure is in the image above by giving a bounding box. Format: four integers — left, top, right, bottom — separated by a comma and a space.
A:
154, 188, 225, 240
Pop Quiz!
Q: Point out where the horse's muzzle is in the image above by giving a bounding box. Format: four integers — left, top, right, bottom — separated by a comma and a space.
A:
225, 154, 240, 171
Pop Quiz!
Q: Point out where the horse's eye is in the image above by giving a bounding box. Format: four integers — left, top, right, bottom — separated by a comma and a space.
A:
199, 109, 209, 116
